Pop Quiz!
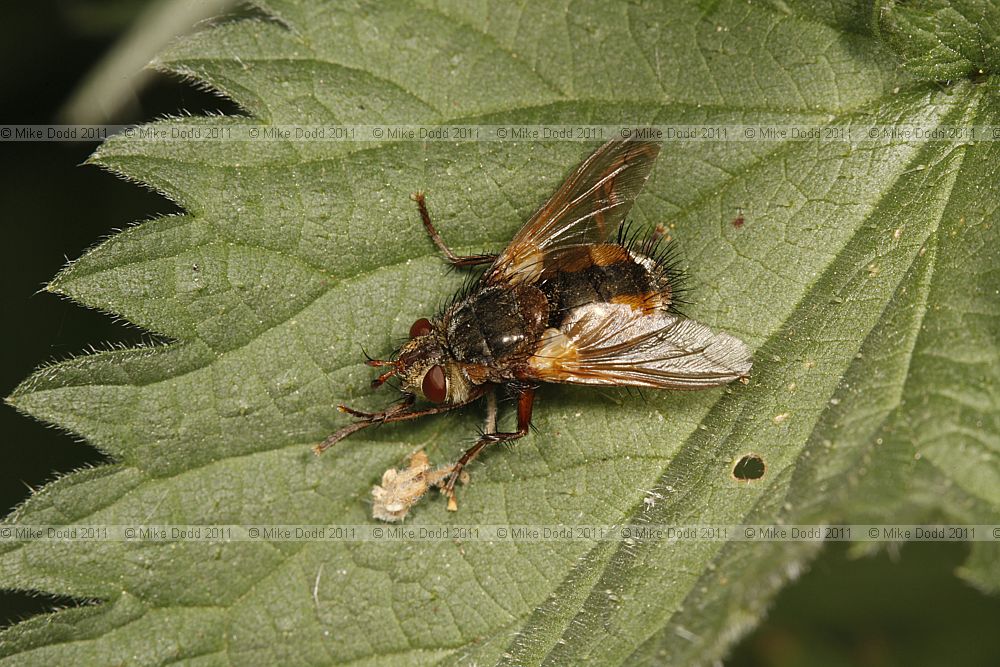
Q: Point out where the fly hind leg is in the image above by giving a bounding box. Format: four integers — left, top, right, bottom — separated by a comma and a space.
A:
412, 192, 496, 267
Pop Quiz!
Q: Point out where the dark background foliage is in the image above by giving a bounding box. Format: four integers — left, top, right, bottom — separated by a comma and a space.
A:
1, 2, 998, 665
0, 0, 237, 627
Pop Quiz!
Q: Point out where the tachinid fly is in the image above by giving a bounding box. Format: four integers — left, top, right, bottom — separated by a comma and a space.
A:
315, 139, 752, 505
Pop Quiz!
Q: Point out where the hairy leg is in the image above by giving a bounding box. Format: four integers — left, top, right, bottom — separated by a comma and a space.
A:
412, 192, 496, 267
314, 388, 487, 455
443, 385, 535, 495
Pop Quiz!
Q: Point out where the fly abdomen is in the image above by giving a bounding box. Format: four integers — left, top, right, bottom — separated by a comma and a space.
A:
540, 244, 677, 325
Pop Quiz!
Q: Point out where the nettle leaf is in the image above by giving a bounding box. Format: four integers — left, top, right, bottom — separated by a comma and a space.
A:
875, 0, 1000, 80
4, 0, 999, 664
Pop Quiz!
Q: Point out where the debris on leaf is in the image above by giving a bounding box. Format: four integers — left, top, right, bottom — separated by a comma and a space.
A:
371, 451, 467, 522
372, 451, 433, 522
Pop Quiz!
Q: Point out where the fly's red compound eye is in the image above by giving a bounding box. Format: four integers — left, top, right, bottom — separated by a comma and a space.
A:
409, 318, 433, 339
422, 365, 447, 403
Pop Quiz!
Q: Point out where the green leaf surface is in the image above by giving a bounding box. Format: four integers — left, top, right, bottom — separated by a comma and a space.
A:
876, 0, 1000, 80
4, 0, 999, 665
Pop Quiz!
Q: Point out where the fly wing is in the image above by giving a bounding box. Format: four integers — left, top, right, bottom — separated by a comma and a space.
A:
524, 302, 752, 388
485, 139, 661, 285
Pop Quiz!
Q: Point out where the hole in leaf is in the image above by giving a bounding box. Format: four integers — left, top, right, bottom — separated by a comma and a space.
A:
732, 454, 766, 481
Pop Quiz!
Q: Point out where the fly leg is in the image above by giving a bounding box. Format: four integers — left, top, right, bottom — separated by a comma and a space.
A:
439, 387, 500, 511
412, 192, 496, 267
443, 386, 535, 500
483, 386, 498, 436
335, 395, 415, 422
313, 397, 414, 455
314, 389, 486, 455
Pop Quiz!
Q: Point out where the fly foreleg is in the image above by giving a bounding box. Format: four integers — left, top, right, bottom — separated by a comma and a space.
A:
314, 389, 486, 455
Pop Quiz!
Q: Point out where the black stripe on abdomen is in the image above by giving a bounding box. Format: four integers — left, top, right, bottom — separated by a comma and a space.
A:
543, 259, 655, 326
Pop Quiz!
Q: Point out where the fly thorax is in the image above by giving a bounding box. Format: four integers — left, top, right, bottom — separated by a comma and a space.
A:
444, 285, 548, 365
